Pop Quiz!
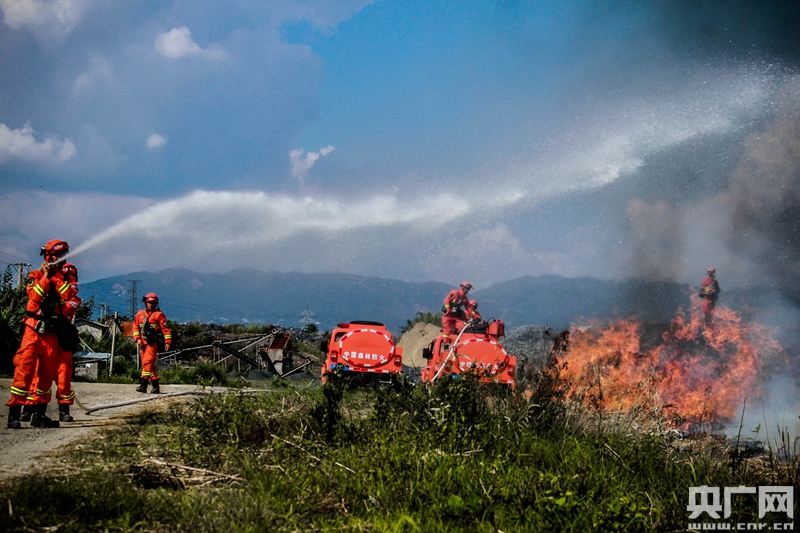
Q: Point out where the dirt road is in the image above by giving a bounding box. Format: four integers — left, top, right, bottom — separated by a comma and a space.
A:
0, 379, 214, 481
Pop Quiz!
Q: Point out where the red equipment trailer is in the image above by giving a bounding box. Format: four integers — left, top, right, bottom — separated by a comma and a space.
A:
420, 320, 516, 387
321, 321, 404, 385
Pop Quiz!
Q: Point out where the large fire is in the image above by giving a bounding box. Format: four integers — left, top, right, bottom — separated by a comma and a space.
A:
554, 303, 782, 427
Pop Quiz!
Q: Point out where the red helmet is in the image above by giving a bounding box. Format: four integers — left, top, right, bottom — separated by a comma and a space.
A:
40, 239, 69, 262
460, 281, 473, 291
62, 263, 78, 280
469, 300, 478, 309
707, 267, 716, 275
142, 293, 159, 304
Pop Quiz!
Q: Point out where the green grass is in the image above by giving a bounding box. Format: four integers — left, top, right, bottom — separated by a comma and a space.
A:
0, 376, 796, 532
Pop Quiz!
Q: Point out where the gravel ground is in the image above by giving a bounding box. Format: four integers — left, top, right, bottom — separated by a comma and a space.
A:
0, 379, 220, 481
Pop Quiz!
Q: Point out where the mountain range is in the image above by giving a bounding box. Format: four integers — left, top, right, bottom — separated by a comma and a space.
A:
80, 268, 778, 335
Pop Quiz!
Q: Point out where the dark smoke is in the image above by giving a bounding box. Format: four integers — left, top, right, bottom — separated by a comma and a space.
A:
626, 199, 683, 281
724, 79, 800, 303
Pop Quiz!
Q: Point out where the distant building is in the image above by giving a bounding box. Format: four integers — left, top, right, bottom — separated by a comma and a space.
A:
74, 318, 123, 341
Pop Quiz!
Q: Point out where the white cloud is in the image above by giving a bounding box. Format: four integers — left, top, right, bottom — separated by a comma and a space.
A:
146, 134, 167, 148
155, 26, 225, 60
0, 122, 76, 165
0, 0, 92, 38
290, 145, 335, 184
72, 56, 111, 92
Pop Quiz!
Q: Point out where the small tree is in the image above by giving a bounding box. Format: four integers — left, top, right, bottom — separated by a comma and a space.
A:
75, 295, 95, 320
0, 266, 27, 374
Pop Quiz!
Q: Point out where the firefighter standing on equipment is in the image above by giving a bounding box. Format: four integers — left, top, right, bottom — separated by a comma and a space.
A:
133, 293, 171, 394
6, 240, 78, 429
699, 267, 721, 326
442, 282, 477, 343
454, 299, 483, 331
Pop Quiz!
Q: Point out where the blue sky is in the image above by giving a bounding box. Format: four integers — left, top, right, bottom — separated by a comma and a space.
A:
1, 0, 800, 293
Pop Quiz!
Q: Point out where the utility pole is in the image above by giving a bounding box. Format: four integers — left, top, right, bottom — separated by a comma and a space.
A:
109, 311, 118, 374
99, 301, 110, 321
299, 302, 319, 326
127, 279, 141, 319
9, 263, 31, 288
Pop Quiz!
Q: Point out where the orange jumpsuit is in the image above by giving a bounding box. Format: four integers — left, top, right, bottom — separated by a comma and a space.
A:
133, 308, 171, 382
442, 288, 476, 337
6, 270, 76, 407
455, 309, 482, 331
26, 272, 81, 406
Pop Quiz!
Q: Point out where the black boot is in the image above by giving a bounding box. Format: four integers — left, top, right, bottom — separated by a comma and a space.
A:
150, 380, 160, 394
7, 405, 22, 429
30, 404, 59, 428
135, 378, 149, 393
20, 404, 34, 422
58, 404, 74, 423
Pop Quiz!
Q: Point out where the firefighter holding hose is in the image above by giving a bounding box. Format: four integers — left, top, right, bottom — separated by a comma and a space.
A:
132, 293, 171, 394
6, 240, 79, 429
442, 282, 477, 344
20, 262, 82, 423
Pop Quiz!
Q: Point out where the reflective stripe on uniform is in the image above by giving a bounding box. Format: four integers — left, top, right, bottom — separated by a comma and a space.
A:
58, 282, 70, 295
57, 391, 75, 401
36, 387, 52, 395
33, 284, 45, 297
10, 386, 28, 397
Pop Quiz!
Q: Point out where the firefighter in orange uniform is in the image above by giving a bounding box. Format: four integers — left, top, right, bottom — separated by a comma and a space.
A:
53, 262, 81, 421
133, 293, 171, 394
20, 262, 82, 423
6, 240, 77, 429
442, 282, 477, 343
699, 267, 721, 326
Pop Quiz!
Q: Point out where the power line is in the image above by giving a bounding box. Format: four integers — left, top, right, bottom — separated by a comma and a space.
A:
0, 249, 30, 262
8, 263, 31, 288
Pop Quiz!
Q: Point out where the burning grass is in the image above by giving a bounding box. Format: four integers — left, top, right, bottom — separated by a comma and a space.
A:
550, 305, 787, 430
0, 375, 797, 532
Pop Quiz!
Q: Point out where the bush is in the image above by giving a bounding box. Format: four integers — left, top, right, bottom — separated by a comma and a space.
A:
400, 310, 442, 334
158, 361, 229, 386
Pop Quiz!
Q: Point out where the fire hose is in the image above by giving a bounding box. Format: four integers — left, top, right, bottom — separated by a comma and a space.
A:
430, 319, 477, 384
80, 390, 212, 414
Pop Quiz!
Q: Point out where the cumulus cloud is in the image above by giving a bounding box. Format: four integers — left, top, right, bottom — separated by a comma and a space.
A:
0, 122, 76, 165
146, 134, 167, 148
0, 0, 92, 38
290, 145, 335, 185
155, 26, 225, 60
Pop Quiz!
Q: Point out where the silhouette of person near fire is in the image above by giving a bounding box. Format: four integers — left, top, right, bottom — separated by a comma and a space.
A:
698, 267, 721, 327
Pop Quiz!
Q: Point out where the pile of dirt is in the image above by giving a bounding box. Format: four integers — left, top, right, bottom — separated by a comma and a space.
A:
397, 322, 441, 368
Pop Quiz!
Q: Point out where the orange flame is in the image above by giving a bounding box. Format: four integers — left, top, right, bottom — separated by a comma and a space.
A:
557, 304, 781, 427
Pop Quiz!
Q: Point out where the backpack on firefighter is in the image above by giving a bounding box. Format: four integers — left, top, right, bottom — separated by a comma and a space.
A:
140, 319, 166, 351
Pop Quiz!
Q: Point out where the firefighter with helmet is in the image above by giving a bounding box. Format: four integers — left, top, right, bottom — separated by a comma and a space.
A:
133, 293, 171, 393
20, 262, 82, 423
442, 282, 477, 343
6, 240, 78, 429
699, 267, 721, 326
454, 299, 483, 331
